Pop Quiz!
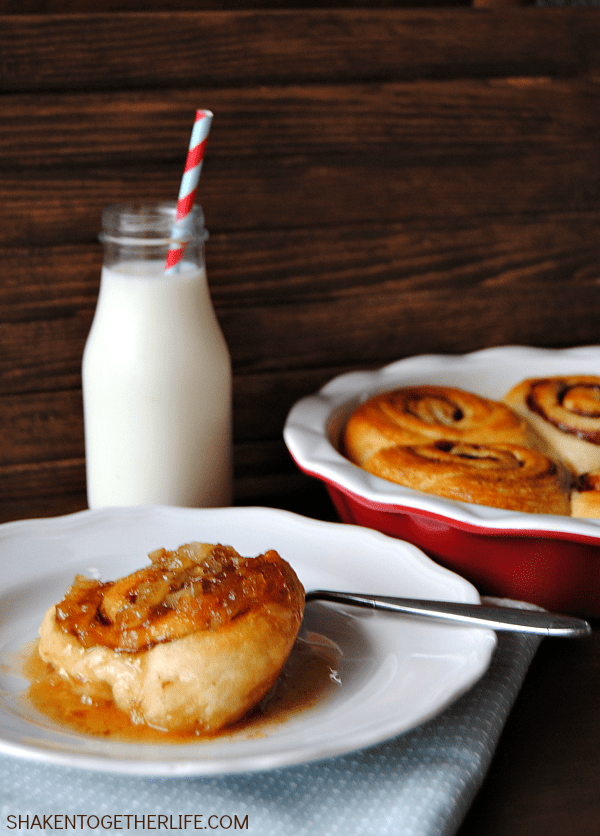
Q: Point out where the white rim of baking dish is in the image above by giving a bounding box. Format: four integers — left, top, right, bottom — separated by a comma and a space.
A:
283, 345, 600, 541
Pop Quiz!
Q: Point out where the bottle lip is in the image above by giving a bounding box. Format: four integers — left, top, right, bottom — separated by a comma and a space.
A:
100, 201, 208, 245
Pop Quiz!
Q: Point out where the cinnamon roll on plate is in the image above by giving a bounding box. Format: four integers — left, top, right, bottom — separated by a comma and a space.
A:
39, 542, 305, 734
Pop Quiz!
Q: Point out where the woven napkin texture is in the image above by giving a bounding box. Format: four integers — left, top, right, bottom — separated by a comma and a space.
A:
0, 629, 540, 836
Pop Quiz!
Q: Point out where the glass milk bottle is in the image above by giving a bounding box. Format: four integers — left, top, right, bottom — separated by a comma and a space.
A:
82, 201, 233, 508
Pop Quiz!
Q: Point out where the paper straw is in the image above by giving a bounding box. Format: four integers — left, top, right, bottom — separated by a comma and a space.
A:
165, 109, 213, 271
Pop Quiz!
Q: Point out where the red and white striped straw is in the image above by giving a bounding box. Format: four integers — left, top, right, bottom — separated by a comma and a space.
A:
165, 109, 213, 271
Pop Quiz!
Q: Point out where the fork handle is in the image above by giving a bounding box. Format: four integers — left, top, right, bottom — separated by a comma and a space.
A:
305, 590, 591, 637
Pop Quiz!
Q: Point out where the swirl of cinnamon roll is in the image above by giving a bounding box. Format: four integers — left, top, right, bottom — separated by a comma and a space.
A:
52, 542, 303, 653
504, 376, 600, 474
38, 543, 305, 733
343, 385, 540, 467
360, 441, 571, 515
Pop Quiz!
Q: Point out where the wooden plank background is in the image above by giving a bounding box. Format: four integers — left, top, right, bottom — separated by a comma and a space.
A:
1, 2, 600, 522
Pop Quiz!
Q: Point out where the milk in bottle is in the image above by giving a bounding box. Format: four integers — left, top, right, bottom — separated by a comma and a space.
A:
82, 202, 232, 508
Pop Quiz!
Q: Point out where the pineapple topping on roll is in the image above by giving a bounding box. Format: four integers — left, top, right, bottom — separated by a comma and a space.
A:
38, 543, 305, 734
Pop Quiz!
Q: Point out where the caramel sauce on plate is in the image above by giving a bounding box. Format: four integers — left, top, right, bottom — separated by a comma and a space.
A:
15, 632, 340, 744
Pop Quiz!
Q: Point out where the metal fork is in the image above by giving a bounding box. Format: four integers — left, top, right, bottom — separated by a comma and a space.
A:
305, 590, 591, 637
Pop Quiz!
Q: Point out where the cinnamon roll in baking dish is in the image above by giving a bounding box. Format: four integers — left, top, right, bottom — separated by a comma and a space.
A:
358, 440, 571, 515
503, 375, 600, 475
571, 470, 600, 518
38, 543, 305, 733
342, 384, 574, 515
343, 385, 540, 467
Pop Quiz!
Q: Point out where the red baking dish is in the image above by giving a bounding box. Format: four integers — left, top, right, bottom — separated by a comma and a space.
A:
283, 345, 600, 617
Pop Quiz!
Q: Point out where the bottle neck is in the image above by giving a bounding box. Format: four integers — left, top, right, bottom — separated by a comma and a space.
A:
100, 202, 207, 271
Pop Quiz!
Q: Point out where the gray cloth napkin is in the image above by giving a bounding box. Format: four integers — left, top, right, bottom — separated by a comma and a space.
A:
0, 629, 540, 836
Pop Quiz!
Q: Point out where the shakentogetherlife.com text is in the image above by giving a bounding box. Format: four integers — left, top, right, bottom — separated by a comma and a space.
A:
4, 814, 249, 832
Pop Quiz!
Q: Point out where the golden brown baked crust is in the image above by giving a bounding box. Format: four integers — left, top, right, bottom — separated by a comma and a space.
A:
503, 376, 600, 475
38, 543, 305, 733
360, 440, 571, 515
343, 385, 540, 467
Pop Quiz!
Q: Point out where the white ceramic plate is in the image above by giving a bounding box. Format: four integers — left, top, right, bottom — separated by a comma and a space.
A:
284, 344, 600, 537
0, 506, 496, 777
